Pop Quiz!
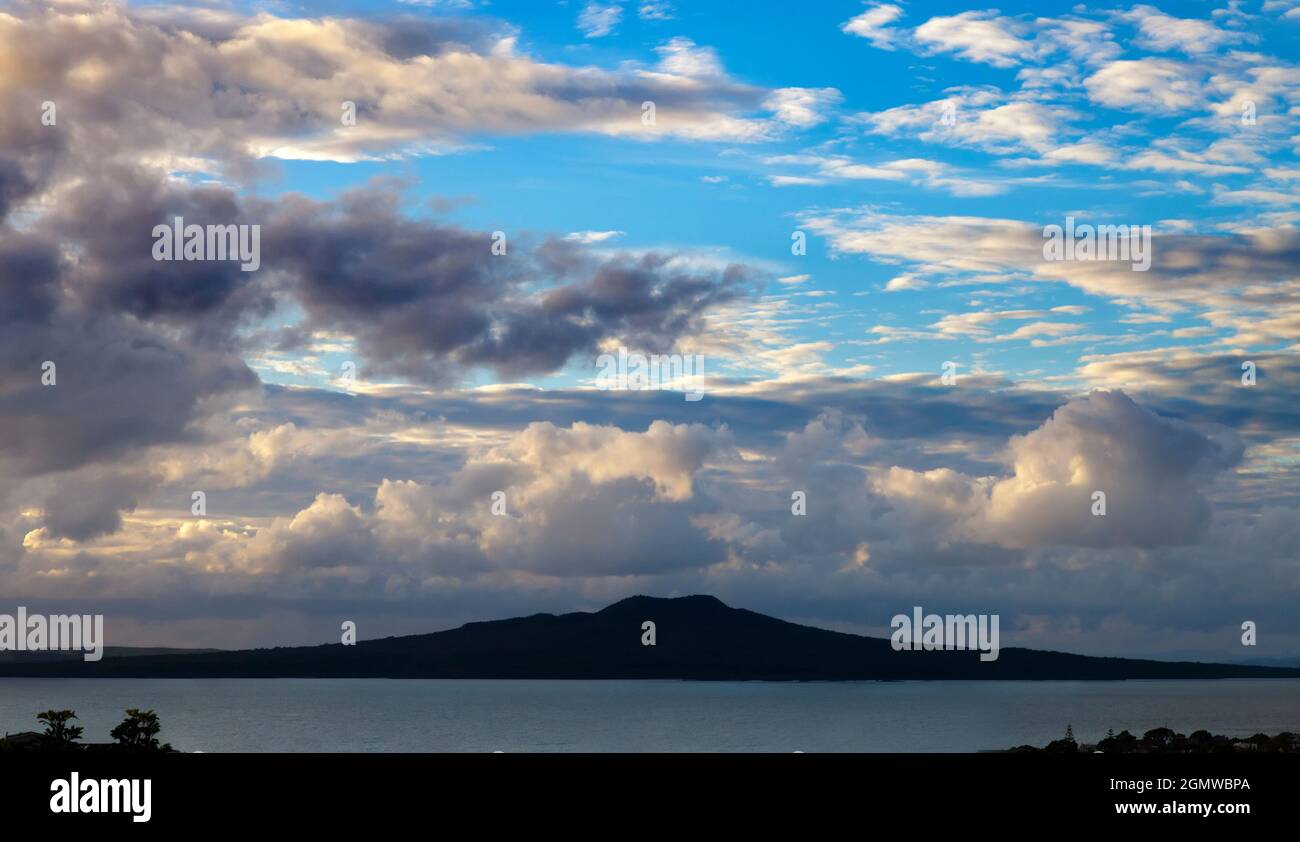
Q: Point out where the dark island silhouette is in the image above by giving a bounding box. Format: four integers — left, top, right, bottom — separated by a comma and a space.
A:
0, 646, 220, 663
2, 595, 1298, 681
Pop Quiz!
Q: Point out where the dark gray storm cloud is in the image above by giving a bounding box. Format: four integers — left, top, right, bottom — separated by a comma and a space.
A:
41, 469, 156, 542
37, 164, 273, 343
0, 200, 258, 477
263, 185, 754, 382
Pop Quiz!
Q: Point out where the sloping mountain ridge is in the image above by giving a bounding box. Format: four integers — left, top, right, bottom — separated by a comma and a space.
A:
2, 595, 1296, 680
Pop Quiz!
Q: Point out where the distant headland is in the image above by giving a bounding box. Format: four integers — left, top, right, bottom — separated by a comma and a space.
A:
1, 595, 1297, 681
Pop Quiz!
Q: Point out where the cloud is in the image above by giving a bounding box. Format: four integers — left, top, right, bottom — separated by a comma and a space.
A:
843, 9, 1121, 70
247, 493, 377, 573
264, 184, 754, 383
33, 164, 272, 334
578, 2, 623, 38
6, 354, 1296, 653
1084, 58, 1203, 112
0, 219, 257, 478
654, 36, 726, 79
638, 1, 675, 21
764, 152, 1005, 196
486, 420, 728, 503
244, 420, 735, 578
877, 391, 1243, 549
929, 308, 1082, 341
795, 207, 1300, 322
1050, 140, 1122, 165
1121, 5, 1249, 54
564, 230, 626, 244
764, 88, 844, 128
39, 469, 156, 542
1073, 348, 1300, 436
857, 89, 1078, 155
0, 1, 812, 168
884, 274, 926, 291
913, 11, 1035, 68
1033, 17, 1122, 66
841, 3, 905, 50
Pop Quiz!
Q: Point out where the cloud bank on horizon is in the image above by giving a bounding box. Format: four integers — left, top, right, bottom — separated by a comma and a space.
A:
0, 0, 1297, 659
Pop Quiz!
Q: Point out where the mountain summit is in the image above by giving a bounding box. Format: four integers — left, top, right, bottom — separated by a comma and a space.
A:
2, 596, 1296, 681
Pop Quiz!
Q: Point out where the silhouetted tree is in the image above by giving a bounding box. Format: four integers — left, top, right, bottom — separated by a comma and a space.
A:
1099, 729, 1138, 753
37, 710, 83, 749
110, 709, 165, 750
1035, 726, 1293, 754
1142, 727, 1176, 751
1266, 732, 1296, 753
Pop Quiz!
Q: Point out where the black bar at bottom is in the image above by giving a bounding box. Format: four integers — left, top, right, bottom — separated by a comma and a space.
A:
0, 753, 1283, 828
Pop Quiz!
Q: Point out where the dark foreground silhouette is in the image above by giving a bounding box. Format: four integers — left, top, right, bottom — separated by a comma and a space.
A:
1, 595, 1297, 681
1, 709, 175, 753
1006, 725, 1300, 753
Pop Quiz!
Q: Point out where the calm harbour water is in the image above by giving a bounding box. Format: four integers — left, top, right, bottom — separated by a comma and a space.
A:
2, 678, 1298, 752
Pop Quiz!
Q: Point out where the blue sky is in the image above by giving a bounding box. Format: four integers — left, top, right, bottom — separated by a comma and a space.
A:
223, 0, 1300, 391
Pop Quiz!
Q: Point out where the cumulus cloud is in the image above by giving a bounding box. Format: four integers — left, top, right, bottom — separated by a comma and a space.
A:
239, 420, 735, 578
841, 3, 905, 49
912, 11, 1034, 68
1084, 58, 1204, 112
1120, 5, 1249, 54
484, 420, 728, 503
877, 391, 1244, 549
246, 493, 377, 573
654, 37, 726, 79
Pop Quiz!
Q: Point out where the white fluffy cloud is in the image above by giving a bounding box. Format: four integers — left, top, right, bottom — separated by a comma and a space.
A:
1084, 58, 1204, 112
913, 11, 1034, 68
238, 421, 736, 578
876, 391, 1243, 549
1121, 5, 1248, 54
841, 3, 905, 49
764, 87, 844, 128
